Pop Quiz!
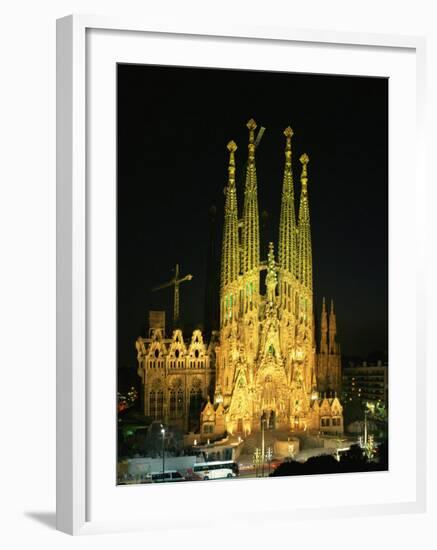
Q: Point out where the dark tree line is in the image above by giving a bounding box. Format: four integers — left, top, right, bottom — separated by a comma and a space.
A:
270, 442, 388, 477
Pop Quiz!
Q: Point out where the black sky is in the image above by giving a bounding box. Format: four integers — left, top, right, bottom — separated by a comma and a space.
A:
117, 64, 388, 369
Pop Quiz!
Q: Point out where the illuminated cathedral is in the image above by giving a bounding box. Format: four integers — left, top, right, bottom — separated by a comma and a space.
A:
137, 119, 343, 439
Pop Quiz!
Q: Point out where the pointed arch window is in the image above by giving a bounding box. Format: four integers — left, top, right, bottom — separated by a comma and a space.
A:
176, 388, 184, 417
149, 389, 164, 420
189, 387, 203, 422
156, 390, 163, 418
169, 389, 177, 417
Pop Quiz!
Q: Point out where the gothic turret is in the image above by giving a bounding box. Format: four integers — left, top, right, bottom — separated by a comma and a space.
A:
329, 299, 337, 354
278, 126, 297, 277
320, 297, 328, 354
317, 297, 341, 395
297, 153, 313, 291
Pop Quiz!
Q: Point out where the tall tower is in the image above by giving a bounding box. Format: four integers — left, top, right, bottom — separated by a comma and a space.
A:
220, 140, 240, 325
297, 153, 312, 292
296, 153, 315, 395
277, 126, 297, 356
240, 119, 261, 362
278, 126, 297, 278
241, 119, 260, 277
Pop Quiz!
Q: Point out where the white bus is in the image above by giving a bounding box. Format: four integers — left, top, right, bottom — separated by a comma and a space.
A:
192, 461, 238, 480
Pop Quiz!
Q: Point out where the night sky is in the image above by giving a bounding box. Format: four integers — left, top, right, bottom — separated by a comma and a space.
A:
117, 64, 388, 371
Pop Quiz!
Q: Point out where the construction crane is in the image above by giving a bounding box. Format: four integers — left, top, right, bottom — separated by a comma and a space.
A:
152, 264, 193, 325
255, 126, 266, 148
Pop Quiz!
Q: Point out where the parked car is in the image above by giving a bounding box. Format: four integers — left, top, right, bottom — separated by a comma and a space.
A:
149, 470, 185, 482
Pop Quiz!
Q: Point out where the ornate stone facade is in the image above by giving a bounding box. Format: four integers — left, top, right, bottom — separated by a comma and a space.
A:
137, 119, 343, 439
136, 326, 216, 431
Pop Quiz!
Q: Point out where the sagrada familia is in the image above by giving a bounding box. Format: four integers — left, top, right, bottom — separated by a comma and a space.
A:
136, 119, 343, 439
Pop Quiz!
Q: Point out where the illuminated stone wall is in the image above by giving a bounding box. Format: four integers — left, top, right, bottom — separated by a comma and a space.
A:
136, 328, 215, 431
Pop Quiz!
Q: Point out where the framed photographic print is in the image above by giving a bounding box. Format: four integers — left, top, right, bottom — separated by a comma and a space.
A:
56, 15, 427, 535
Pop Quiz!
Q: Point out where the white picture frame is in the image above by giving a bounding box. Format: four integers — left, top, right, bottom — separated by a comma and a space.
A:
56, 14, 427, 535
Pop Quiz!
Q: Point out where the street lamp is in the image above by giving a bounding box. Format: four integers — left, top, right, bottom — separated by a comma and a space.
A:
261, 413, 267, 478
253, 448, 261, 477
266, 447, 273, 476
160, 425, 166, 482
363, 408, 368, 447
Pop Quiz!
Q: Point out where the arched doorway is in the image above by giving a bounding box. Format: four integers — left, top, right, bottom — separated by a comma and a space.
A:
261, 375, 276, 409
260, 376, 279, 430
268, 410, 276, 430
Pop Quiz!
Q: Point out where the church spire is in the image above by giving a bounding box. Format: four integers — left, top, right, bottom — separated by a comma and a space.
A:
278, 126, 297, 276
220, 140, 240, 291
241, 119, 260, 274
266, 241, 278, 305
320, 297, 328, 354
328, 299, 337, 353
297, 153, 312, 290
